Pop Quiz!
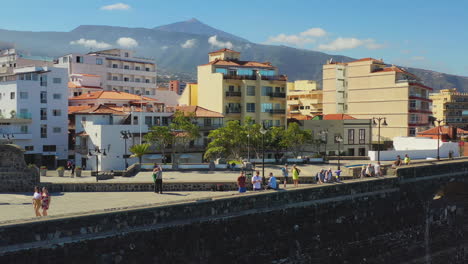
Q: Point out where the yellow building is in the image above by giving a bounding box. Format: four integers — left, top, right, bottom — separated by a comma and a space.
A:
179, 83, 198, 106
197, 49, 287, 127
323, 58, 433, 141
430, 88, 468, 129
287, 80, 322, 120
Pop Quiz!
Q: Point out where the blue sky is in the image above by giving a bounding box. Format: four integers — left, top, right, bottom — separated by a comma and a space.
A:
1, 0, 467, 76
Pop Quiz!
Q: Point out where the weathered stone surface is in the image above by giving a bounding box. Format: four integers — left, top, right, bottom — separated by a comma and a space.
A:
1, 161, 468, 263
0, 144, 39, 192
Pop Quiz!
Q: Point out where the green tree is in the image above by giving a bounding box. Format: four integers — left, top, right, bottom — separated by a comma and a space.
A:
144, 126, 173, 161
268, 126, 286, 162
281, 122, 313, 158
204, 120, 246, 161
169, 111, 200, 165
129, 143, 150, 165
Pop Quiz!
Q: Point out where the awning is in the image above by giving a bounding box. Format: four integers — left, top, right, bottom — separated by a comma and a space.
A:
179, 154, 192, 159
146, 154, 163, 159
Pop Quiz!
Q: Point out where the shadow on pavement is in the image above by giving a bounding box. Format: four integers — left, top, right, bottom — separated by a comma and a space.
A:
160, 193, 189, 196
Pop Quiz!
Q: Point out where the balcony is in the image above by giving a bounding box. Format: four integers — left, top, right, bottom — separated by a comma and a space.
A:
223, 75, 256, 80
269, 109, 286, 115
0, 133, 32, 140
225, 108, 241, 114
225, 91, 241, 97
261, 75, 288, 81
268, 92, 286, 98
287, 99, 300, 105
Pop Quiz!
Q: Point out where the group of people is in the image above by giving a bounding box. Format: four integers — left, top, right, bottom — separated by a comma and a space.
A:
152, 164, 163, 194
360, 163, 383, 178
393, 154, 411, 168
237, 164, 302, 193
32, 186, 51, 217
315, 168, 342, 183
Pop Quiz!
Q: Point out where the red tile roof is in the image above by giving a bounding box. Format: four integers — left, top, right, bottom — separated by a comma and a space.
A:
69, 91, 158, 101
68, 105, 93, 114
68, 82, 102, 89
201, 59, 275, 68
418, 126, 468, 135
323, 114, 357, 120
174, 106, 224, 118
208, 48, 240, 54
372, 66, 420, 79
68, 104, 128, 115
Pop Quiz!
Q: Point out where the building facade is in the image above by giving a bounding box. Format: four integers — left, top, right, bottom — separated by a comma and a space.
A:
302, 114, 372, 156
323, 58, 433, 141
0, 66, 68, 167
287, 80, 322, 120
197, 49, 287, 127
0, 49, 54, 75
56, 49, 157, 97
430, 88, 468, 129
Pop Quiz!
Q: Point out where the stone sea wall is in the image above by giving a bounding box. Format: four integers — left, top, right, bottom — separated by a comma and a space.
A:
0, 144, 39, 192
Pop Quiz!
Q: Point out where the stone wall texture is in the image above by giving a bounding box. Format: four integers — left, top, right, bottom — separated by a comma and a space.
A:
1, 160, 468, 263
0, 144, 39, 192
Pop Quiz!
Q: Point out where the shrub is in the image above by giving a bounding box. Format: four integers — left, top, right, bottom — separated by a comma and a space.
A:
40, 166, 47, 169
57, 166, 65, 170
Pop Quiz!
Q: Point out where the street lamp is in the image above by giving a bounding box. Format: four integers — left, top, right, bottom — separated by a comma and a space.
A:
335, 135, 343, 170
120, 130, 132, 169
372, 117, 388, 163
2, 133, 14, 144
259, 122, 268, 185
319, 129, 328, 159
435, 119, 444, 160
88, 146, 107, 182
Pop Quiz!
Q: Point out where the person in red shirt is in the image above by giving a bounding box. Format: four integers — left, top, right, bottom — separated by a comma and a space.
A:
237, 171, 247, 193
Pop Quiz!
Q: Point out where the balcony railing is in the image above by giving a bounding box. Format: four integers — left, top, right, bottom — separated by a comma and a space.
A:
269, 109, 286, 114
261, 75, 288, 81
225, 108, 241, 114
16, 113, 32, 119
268, 92, 286, 98
223, 75, 256, 80
225, 91, 241, 97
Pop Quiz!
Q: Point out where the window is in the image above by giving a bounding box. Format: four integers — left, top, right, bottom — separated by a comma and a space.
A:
25, 146, 34, 151
62, 56, 68, 63
40, 108, 47, 120
228, 85, 235, 92
42, 145, 56, 152
135, 66, 141, 71
264, 120, 273, 127
145, 116, 152, 126
125, 52, 129, 57
53, 93, 62, 100
145, 91, 150, 95
409, 100, 416, 109
348, 129, 355, 144
246, 103, 255, 113
10, 92, 15, 99
261, 103, 273, 113
40, 91, 47, 103
20, 125, 28, 133
359, 129, 366, 144
204, 118, 212, 127
247, 86, 255, 96
81, 116, 86, 122
145, 67, 150, 72
53, 127, 61, 133
40, 75, 47, 86
124, 65, 130, 70
409, 128, 416, 137
25, 73, 32, 80
145, 79, 150, 83
112, 76, 118, 81
275, 120, 281, 127
261, 86, 272, 96
76, 56, 83, 63
52, 109, 62, 116
40, 124, 47, 138
124, 77, 129, 82
135, 78, 140, 83
112, 64, 119, 68
215, 68, 227, 74
20, 92, 28, 99
53, 78, 61, 84
96, 58, 103, 65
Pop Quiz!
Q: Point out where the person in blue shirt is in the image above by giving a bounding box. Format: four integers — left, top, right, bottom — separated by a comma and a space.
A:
267, 172, 278, 190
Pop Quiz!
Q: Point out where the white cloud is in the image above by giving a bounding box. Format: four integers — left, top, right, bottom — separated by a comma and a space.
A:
117, 37, 138, 48
181, 39, 197, 49
208, 35, 233, 49
100, 3, 130, 10
70, 39, 112, 49
300, 28, 327, 37
161, 46, 169, 50
265, 27, 327, 46
317, 38, 384, 51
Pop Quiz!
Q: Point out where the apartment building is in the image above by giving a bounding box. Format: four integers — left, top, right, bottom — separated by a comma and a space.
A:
430, 88, 468, 129
323, 58, 433, 140
0, 66, 68, 167
56, 49, 157, 97
0, 49, 54, 75
287, 80, 322, 120
69, 91, 172, 171
169, 80, 187, 95
197, 49, 287, 127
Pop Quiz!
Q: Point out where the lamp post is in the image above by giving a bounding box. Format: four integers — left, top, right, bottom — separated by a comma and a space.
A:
120, 130, 132, 169
335, 135, 343, 170
88, 146, 107, 182
2, 133, 14, 144
372, 117, 388, 163
259, 122, 268, 185
435, 119, 444, 160
247, 133, 250, 163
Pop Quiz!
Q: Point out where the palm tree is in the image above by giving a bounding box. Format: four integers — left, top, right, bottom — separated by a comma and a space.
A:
129, 143, 150, 165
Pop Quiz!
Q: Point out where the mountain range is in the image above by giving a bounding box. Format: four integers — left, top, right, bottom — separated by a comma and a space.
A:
0, 18, 467, 91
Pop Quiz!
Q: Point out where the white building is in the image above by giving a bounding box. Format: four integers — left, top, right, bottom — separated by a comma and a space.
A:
69, 91, 172, 171
0, 66, 69, 167
0, 48, 54, 75
55, 49, 157, 97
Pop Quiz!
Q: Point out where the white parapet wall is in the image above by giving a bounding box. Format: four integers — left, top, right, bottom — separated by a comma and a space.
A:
369, 137, 460, 161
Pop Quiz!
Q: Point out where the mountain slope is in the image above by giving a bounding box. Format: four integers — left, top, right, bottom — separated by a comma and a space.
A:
0, 22, 466, 92
153, 18, 248, 42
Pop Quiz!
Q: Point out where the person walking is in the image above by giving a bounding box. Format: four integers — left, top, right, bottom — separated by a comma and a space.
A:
32, 186, 42, 217
281, 164, 289, 188
251, 170, 262, 191
315, 169, 324, 184
152, 166, 163, 194
292, 165, 301, 187
404, 154, 411, 165
41, 187, 51, 216
237, 171, 247, 193
71, 163, 76, 177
